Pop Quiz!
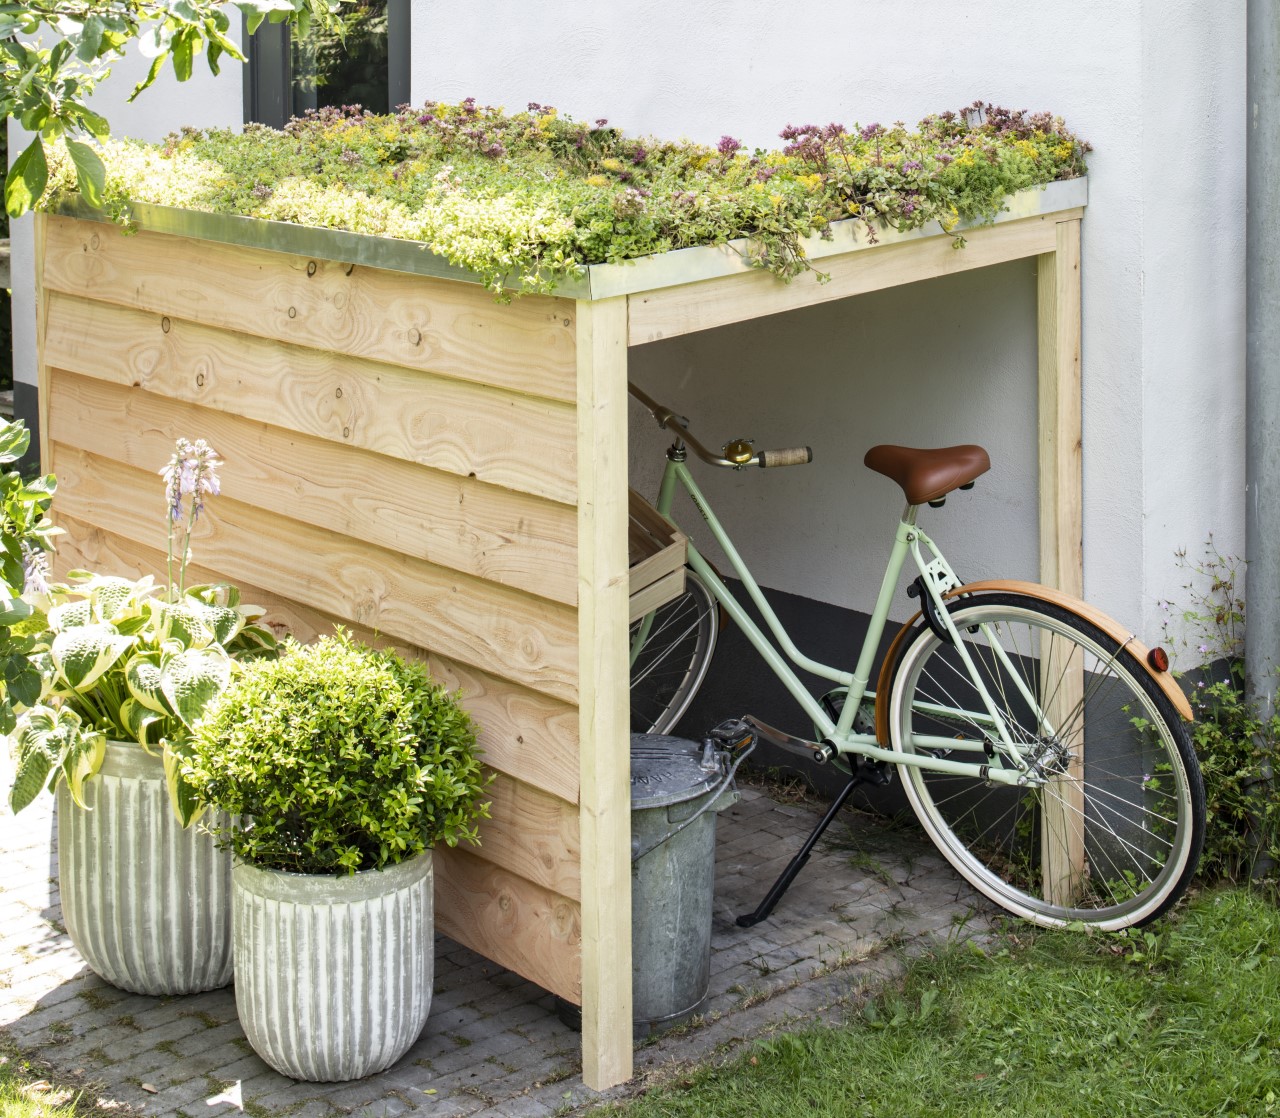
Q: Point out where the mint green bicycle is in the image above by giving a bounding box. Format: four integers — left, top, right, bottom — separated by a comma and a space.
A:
628, 382, 1205, 931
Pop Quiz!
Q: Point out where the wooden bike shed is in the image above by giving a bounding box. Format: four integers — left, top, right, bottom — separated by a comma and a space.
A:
34, 177, 1084, 1089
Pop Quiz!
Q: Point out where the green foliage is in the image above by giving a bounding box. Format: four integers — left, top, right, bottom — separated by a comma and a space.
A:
596, 887, 1280, 1118
1160, 538, 1280, 882
45, 98, 1089, 296
7, 573, 277, 817
186, 631, 489, 875
6, 435, 279, 819
0, 416, 57, 736
0, 0, 343, 218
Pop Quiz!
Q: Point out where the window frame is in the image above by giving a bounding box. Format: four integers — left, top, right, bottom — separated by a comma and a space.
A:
242, 0, 411, 128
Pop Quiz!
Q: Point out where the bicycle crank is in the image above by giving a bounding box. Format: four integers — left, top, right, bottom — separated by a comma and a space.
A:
742, 715, 836, 765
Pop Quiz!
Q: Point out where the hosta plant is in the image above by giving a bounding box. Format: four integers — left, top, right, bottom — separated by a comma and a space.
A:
6, 437, 278, 819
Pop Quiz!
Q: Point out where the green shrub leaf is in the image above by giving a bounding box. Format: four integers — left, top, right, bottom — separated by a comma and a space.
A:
5, 137, 47, 219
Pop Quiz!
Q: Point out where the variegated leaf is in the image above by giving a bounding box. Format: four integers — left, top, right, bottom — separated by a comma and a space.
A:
161, 647, 231, 729
47, 598, 93, 632
119, 697, 164, 747
124, 650, 172, 715
162, 737, 206, 828
227, 623, 280, 660
154, 601, 215, 651
50, 624, 134, 692
186, 583, 240, 609
8, 705, 88, 812
188, 600, 243, 646
8, 716, 57, 812
88, 576, 144, 623
61, 729, 106, 809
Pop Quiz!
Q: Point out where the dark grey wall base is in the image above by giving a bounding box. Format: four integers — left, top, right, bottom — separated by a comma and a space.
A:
669, 577, 914, 815
14, 382, 39, 472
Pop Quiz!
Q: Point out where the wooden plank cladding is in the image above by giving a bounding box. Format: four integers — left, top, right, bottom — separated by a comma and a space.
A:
434, 846, 581, 1003
42, 215, 578, 404
47, 369, 578, 605
50, 445, 579, 704
40, 212, 590, 1008
42, 292, 578, 505
51, 517, 581, 806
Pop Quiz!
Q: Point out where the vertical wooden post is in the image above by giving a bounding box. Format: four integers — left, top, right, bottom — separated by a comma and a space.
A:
575, 295, 633, 1089
33, 213, 51, 475
1037, 218, 1083, 599
1037, 218, 1084, 904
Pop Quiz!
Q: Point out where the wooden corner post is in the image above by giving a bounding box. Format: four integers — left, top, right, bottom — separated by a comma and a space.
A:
33, 212, 51, 475
1037, 217, 1084, 904
575, 295, 634, 1089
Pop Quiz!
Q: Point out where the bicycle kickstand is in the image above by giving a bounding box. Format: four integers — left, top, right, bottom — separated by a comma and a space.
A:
736, 763, 888, 928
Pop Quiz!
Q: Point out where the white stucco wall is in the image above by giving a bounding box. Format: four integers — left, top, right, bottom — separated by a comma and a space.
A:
6, 4, 1247, 645
413, 0, 1247, 639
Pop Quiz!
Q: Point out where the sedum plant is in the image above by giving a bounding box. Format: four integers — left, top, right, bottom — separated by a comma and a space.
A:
41, 98, 1090, 295
6, 437, 278, 817
185, 631, 490, 875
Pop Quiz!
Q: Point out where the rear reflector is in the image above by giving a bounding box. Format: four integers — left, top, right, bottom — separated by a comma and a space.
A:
1147, 647, 1170, 673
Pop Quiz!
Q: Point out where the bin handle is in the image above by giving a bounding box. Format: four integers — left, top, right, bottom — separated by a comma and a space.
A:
631, 739, 755, 863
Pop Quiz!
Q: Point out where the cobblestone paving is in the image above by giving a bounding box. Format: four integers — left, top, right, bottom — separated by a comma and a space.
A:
1, 780, 992, 1117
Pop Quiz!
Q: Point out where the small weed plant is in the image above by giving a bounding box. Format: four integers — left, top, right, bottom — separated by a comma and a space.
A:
1160, 537, 1280, 882
42, 99, 1089, 296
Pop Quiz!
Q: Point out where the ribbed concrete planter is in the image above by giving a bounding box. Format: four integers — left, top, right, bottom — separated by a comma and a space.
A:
232, 851, 434, 1082
56, 740, 234, 995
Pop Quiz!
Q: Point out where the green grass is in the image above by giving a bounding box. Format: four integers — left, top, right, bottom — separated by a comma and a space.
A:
0, 1054, 82, 1118
596, 887, 1280, 1118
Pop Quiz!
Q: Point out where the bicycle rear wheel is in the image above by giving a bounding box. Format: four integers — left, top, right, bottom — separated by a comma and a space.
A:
888, 592, 1204, 930
630, 568, 719, 734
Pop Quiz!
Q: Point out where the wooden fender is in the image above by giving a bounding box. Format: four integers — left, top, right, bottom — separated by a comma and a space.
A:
873, 580, 1192, 746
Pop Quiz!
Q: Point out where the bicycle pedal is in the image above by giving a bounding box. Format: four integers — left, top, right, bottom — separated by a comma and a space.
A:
707, 717, 756, 754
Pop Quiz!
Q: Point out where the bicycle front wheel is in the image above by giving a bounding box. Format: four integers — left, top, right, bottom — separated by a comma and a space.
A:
888, 592, 1204, 930
630, 568, 719, 735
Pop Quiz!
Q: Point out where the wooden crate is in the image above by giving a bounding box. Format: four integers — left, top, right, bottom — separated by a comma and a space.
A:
627, 490, 686, 623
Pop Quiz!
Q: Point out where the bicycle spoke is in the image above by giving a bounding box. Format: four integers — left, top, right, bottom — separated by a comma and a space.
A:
890, 595, 1202, 929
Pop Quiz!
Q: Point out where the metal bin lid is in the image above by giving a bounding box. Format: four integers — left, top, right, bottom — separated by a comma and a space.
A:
630, 733, 725, 810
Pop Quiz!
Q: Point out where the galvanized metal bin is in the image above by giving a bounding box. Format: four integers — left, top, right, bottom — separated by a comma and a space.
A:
629, 733, 740, 1035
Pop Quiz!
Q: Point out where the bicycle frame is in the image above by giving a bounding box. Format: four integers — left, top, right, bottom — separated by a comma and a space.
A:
637, 452, 1044, 788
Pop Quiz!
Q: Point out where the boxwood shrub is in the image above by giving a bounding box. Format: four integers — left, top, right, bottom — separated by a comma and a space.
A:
187, 631, 489, 875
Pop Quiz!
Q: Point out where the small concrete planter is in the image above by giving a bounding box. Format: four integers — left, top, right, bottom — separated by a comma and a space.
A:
232, 851, 434, 1082
57, 740, 233, 995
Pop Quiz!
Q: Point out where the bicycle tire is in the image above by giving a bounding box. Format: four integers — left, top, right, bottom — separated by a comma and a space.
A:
887, 592, 1204, 930
630, 568, 719, 735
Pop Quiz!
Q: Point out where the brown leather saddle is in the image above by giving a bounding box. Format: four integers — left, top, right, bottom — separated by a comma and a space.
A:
863, 444, 991, 505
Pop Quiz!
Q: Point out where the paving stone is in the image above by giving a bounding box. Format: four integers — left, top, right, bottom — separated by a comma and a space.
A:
1, 781, 990, 1118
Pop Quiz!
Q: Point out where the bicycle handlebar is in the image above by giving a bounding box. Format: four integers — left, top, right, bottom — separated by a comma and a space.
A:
628, 381, 813, 470
758, 446, 814, 468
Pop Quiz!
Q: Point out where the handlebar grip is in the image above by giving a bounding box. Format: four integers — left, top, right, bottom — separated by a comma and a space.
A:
757, 446, 813, 468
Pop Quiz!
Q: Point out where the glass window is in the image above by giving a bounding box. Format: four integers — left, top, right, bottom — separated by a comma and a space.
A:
244, 0, 410, 127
